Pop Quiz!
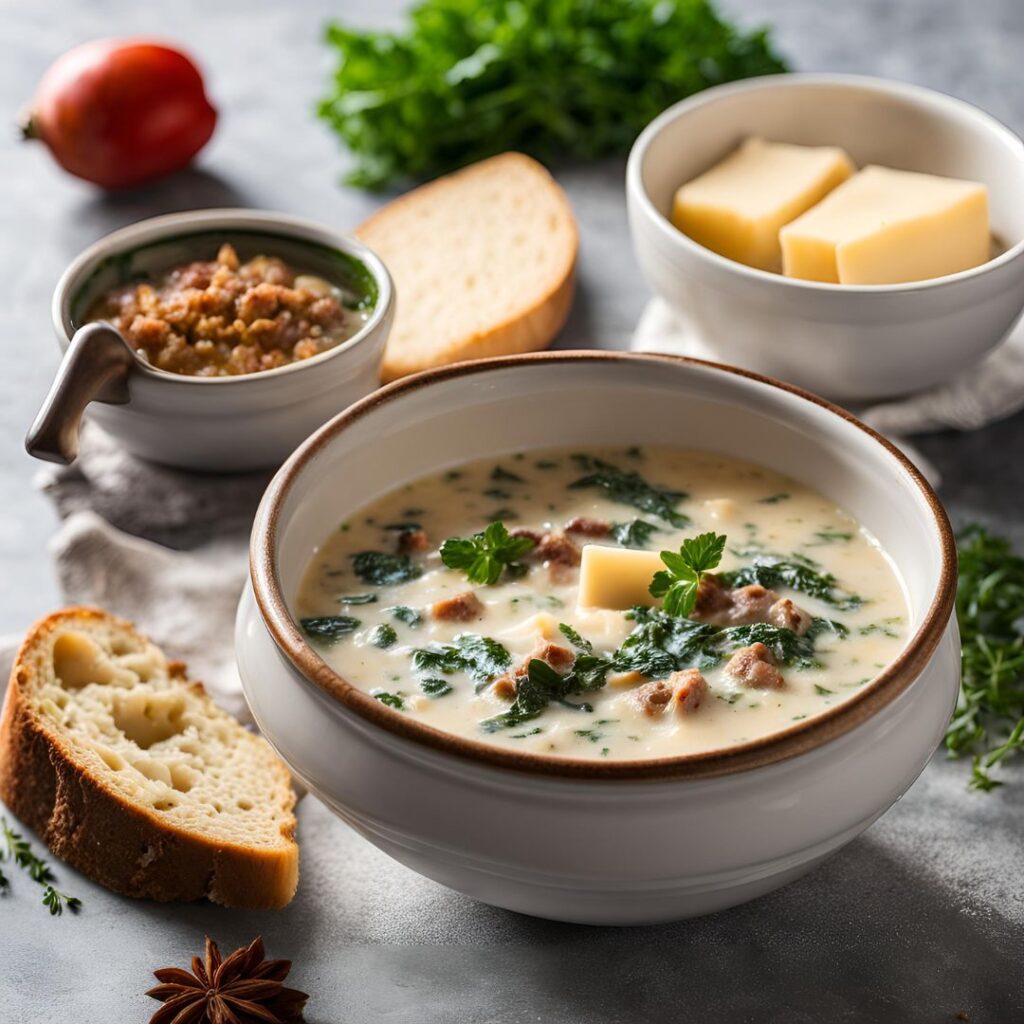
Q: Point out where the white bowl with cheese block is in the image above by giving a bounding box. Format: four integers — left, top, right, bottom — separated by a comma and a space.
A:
238, 352, 959, 924
627, 73, 1024, 400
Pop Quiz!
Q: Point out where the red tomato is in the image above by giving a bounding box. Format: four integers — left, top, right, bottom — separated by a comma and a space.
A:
24, 39, 217, 189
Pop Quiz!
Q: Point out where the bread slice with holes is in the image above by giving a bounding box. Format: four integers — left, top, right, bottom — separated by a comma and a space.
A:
357, 152, 578, 382
0, 608, 298, 908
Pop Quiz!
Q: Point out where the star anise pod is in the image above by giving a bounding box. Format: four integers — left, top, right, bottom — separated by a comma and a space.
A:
146, 935, 308, 1024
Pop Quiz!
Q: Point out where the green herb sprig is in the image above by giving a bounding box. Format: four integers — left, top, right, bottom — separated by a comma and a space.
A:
948, 525, 1024, 789
477, 606, 845, 733
319, 0, 787, 189
41, 886, 82, 917
649, 532, 727, 616
1, 817, 81, 916
569, 456, 690, 527
719, 555, 862, 611
610, 519, 660, 549
412, 633, 512, 687
481, 658, 596, 732
372, 689, 405, 710
300, 615, 360, 644
440, 521, 536, 585
352, 550, 422, 586
614, 607, 845, 677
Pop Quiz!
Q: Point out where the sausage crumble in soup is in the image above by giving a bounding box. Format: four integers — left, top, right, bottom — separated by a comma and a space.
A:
86, 244, 371, 377
296, 446, 909, 761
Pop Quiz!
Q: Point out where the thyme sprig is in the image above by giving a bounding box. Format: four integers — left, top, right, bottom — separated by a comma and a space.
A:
947, 525, 1024, 790
42, 885, 82, 916
1, 816, 81, 915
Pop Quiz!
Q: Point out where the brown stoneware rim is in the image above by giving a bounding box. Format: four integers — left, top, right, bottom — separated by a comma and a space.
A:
250, 351, 957, 781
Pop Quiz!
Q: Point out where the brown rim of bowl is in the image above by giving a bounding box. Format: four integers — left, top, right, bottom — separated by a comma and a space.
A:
249, 350, 957, 782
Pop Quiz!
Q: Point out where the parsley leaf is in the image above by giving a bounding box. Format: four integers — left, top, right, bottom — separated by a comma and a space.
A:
371, 689, 405, 710
812, 530, 853, 544
479, 637, 613, 732
480, 659, 583, 732
610, 519, 660, 549
301, 615, 361, 644
558, 622, 593, 654
649, 532, 727, 616
569, 455, 690, 527
369, 623, 398, 649
352, 550, 422, 585
412, 633, 512, 684
477, 604, 845, 734
613, 606, 841, 674
713, 621, 823, 669
719, 555, 862, 610
613, 610, 719, 676
387, 605, 422, 627
440, 521, 536, 584
420, 677, 454, 698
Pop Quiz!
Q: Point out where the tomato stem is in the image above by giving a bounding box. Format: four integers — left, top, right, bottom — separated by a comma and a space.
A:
17, 108, 40, 141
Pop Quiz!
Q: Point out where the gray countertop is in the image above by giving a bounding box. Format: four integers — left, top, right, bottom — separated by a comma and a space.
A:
2, 1, 1023, 1021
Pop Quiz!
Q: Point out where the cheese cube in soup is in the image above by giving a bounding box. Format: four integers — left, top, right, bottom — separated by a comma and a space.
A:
671, 138, 855, 272
577, 545, 663, 610
780, 166, 990, 284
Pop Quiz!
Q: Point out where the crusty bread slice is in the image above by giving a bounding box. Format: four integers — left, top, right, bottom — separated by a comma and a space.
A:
0, 608, 297, 908
357, 152, 578, 382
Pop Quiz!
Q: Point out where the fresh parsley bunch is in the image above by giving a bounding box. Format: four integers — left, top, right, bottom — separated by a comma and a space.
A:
319, 0, 788, 189
440, 521, 535, 584
649, 531, 726, 617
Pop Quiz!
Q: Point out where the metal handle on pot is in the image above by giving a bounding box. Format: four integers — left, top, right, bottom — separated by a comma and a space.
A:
25, 322, 136, 465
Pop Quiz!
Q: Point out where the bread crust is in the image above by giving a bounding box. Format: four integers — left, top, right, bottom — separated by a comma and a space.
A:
381, 265, 575, 383
0, 608, 298, 909
357, 152, 578, 382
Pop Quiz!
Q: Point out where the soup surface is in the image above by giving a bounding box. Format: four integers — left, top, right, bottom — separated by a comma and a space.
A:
295, 446, 909, 761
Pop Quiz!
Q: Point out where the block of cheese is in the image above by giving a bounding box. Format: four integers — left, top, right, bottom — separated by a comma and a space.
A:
671, 138, 855, 272
577, 545, 664, 610
780, 165, 990, 284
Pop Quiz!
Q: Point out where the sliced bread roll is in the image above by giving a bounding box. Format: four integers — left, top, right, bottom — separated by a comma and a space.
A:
358, 152, 578, 382
0, 608, 297, 908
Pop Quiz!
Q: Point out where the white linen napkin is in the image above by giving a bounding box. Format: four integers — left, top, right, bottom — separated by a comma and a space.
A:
11, 423, 270, 719
632, 296, 1024, 442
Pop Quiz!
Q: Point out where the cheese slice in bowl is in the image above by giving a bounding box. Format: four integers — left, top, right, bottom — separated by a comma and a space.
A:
780, 165, 990, 284
671, 138, 855, 272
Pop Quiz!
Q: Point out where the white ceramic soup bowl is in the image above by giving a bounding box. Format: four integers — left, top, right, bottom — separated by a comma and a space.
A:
627, 73, 1024, 401
238, 352, 958, 925
29, 208, 394, 472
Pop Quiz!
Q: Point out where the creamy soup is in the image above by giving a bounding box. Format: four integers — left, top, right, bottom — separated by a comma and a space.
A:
295, 446, 909, 760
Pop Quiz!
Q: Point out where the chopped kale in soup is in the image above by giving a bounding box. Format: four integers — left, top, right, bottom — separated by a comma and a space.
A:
296, 446, 909, 760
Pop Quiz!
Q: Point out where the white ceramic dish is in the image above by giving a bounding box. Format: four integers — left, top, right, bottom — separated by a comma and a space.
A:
238, 352, 958, 925
627, 73, 1024, 401
27, 208, 394, 472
